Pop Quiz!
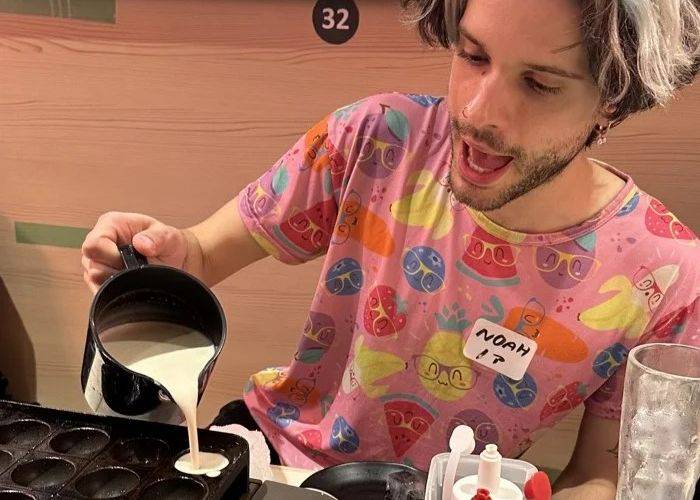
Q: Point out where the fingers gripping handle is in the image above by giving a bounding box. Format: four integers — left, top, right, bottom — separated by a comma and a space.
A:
119, 244, 149, 270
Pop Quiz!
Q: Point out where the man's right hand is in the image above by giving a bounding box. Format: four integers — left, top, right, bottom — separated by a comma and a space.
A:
81, 212, 191, 294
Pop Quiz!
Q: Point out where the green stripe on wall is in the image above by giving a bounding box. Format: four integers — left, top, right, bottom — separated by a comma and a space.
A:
0, 0, 115, 23
15, 222, 89, 249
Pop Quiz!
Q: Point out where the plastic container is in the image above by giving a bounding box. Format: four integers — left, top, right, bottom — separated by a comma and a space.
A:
425, 452, 537, 500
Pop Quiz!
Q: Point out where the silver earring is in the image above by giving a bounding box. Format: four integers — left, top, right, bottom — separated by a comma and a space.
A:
596, 123, 610, 146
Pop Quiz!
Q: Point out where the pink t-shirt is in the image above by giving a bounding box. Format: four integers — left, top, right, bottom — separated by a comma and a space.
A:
237, 93, 699, 470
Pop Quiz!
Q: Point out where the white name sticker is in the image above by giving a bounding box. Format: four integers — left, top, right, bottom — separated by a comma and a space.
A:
463, 318, 537, 380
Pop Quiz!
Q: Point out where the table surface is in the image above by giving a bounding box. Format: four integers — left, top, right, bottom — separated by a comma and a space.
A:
268, 465, 315, 486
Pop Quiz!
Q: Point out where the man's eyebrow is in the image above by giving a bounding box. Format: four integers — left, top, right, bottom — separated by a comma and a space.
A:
458, 27, 585, 80
552, 41, 582, 54
458, 27, 486, 50
524, 63, 585, 80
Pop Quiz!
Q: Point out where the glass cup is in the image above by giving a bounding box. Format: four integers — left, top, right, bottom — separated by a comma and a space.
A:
617, 343, 700, 500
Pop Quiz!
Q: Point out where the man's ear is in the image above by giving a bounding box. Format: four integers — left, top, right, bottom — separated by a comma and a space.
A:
596, 103, 626, 133
598, 102, 619, 125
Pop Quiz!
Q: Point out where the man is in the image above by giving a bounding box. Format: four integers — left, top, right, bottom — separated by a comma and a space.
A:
81, 0, 700, 497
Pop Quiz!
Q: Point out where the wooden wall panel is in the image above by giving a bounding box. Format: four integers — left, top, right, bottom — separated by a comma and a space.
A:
0, 0, 697, 471
0, 0, 452, 421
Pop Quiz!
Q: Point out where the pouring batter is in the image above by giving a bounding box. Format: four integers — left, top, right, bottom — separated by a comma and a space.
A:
101, 321, 229, 477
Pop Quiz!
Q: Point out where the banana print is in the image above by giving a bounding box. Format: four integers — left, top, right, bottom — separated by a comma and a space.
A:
579, 265, 680, 338
390, 170, 454, 239
346, 337, 406, 398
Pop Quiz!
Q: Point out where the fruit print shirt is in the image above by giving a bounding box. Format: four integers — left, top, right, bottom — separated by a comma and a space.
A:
237, 93, 699, 471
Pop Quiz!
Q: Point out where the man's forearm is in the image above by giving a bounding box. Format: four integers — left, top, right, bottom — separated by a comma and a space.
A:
551, 413, 620, 500
552, 481, 616, 499
185, 196, 268, 286
553, 469, 616, 499
181, 227, 208, 282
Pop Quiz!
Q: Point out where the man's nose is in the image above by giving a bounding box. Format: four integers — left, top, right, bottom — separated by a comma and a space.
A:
460, 71, 511, 133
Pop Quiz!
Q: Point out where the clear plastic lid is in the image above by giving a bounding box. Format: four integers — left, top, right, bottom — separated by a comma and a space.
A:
425, 452, 537, 500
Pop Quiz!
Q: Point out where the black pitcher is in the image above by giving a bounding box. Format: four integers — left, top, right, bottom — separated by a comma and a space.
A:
81, 245, 226, 423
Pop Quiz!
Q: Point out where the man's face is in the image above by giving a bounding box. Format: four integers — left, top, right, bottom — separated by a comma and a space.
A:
448, 0, 603, 211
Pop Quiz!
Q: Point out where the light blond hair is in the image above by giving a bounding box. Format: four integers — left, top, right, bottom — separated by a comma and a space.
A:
401, 0, 700, 126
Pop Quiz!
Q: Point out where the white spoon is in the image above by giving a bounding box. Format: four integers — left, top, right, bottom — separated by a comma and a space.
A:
442, 425, 475, 500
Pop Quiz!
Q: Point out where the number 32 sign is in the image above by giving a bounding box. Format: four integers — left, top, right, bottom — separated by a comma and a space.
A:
313, 0, 359, 45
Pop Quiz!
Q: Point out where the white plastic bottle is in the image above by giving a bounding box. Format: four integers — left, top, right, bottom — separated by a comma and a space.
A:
477, 444, 502, 493
452, 443, 524, 500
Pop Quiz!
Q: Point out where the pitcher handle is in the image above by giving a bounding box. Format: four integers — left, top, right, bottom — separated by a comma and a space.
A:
119, 244, 149, 270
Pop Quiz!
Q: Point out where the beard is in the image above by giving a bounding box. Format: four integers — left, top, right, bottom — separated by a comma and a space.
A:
448, 118, 595, 212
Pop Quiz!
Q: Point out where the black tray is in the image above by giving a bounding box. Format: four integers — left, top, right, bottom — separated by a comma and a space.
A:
0, 400, 249, 499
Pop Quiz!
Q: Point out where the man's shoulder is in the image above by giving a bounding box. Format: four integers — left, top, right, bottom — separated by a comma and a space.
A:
337, 91, 444, 110
326, 92, 448, 174
329, 92, 446, 129
623, 188, 699, 292
633, 188, 698, 254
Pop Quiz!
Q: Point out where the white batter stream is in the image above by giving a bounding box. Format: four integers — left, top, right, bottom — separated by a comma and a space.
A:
101, 322, 229, 477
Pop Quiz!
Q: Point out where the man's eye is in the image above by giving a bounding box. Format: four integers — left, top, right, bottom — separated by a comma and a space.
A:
525, 77, 561, 96
457, 50, 488, 66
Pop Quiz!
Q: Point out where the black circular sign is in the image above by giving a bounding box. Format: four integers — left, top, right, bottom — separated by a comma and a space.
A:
313, 0, 359, 45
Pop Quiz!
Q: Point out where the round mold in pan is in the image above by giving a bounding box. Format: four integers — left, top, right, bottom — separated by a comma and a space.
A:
10, 456, 76, 490
0, 420, 51, 448
109, 438, 170, 468
0, 407, 15, 422
74, 466, 140, 499
49, 428, 110, 457
0, 450, 15, 472
173, 445, 228, 466
138, 477, 207, 500
0, 490, 36, 500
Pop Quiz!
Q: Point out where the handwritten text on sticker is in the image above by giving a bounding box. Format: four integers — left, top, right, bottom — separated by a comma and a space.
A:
463, 318, 537, 380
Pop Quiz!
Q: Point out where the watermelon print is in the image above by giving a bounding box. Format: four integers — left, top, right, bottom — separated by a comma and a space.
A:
640, 300, 697, 343
298, 430, 322, 451
273, 199, 336, 257
540, 382, 587, 422
457, 226, 520, 287
645, 199, 695, 243
381, 393, 438, 458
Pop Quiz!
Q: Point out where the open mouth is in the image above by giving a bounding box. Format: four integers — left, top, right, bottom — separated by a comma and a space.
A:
457, 140, 513, 187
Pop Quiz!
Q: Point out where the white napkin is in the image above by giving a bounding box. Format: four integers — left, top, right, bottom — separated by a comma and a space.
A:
210, 423, 274, 480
